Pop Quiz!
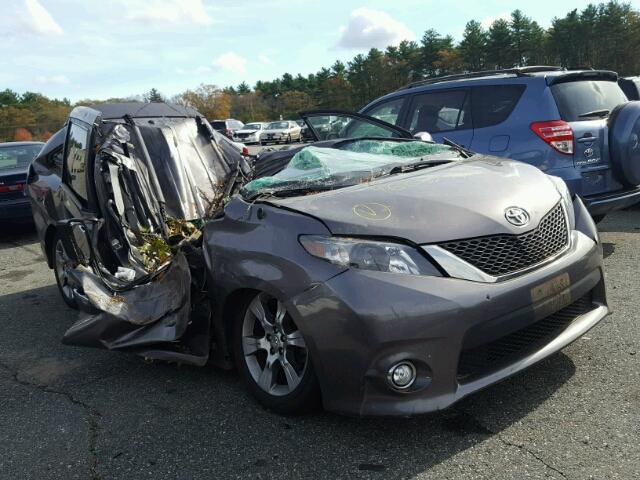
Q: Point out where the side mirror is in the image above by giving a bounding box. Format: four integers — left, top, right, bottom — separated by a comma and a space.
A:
413, 131, 434, 143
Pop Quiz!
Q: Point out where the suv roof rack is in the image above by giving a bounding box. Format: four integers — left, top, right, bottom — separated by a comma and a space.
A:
398, 66, 566, 90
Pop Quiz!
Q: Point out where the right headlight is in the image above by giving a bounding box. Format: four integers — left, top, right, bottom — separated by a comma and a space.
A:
299, 235, 442, 276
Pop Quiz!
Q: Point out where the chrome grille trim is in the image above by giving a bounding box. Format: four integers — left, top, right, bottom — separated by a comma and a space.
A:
427, 202, 570, 280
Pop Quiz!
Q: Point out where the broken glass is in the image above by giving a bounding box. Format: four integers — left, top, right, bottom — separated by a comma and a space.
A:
242, 141, 455, 198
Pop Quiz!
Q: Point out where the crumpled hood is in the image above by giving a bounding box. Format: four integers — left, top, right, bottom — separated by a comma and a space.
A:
271, 156, 562, 244
236, 129, 259, 134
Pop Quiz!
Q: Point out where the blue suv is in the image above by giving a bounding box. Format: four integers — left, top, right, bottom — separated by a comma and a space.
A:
360, 66, 640, 219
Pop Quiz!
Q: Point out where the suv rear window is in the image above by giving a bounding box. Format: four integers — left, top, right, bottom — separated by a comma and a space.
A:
551, 80, 627, 121
471, 85, 526, 129
211, 121, 226, 130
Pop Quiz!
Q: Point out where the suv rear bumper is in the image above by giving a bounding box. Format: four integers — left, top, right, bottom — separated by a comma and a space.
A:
583, 187, 640, 215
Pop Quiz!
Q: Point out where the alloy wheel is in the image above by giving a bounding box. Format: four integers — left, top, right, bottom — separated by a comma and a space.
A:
54, 239, 77, 303
241, 292, 308, 396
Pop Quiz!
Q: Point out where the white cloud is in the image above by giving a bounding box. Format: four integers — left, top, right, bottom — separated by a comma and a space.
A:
22, 0, 64, 35
195, 65, 213, 74
258, 55, 272, 65
337, 8, 414, 49
127, 0, 212, 26
481, 13, 511, 29
212, 52, 247, 74
35, 74, 70, 85
176, 52, 247, 77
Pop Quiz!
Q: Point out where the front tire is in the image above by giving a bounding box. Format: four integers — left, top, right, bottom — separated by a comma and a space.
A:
233, 291, 320, 414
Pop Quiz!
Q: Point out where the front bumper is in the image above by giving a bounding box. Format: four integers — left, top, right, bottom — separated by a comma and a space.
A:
289, 230, 607, 416
583, 187, 640, 215
234, 134, 259, 144
260, 134, 283, 143
0, 197, 32, 220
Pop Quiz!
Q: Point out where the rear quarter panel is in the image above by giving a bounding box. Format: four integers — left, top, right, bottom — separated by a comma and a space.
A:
27, 156, 63, 260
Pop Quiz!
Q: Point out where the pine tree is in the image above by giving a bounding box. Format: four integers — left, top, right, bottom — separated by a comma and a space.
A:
459, 20, 488, 71
144, 88, 165, 103
486, 19, 513, 69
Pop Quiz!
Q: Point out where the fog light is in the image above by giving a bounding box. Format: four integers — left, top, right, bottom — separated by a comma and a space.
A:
387, 361, 416, 390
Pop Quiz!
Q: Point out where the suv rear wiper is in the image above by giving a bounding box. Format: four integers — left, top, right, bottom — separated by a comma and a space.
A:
578, 109, 610, 118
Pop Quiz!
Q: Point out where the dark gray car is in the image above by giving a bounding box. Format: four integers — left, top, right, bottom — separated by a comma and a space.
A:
27, 104, 608, 416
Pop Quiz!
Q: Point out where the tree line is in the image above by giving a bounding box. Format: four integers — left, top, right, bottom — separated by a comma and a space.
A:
2, 1, 639, 141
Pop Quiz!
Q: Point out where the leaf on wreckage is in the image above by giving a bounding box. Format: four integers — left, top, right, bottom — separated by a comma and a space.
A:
137, 218, 204, 271
139, 234, 172, 272
167, 217, 201, 243
198, 184, 228, 219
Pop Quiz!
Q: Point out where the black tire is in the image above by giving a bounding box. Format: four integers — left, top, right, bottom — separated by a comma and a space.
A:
52, 233, 78, 309
233, 292, 321, 415
608, 101, 640, 187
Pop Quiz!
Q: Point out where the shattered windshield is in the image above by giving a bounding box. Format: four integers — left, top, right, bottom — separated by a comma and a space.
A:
267, 122, 288, 130
242, 140, 456, 199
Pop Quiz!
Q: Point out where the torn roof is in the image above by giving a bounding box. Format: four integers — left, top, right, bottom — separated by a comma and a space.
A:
89, 102, 200, 120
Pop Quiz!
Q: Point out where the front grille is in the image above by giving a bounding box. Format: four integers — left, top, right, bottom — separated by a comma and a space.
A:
457, 294, 594, 381
439, 202, 569, 277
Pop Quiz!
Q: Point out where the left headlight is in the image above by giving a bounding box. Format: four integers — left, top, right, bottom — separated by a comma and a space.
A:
548, 175, 575, 230
299, 235, 442, 276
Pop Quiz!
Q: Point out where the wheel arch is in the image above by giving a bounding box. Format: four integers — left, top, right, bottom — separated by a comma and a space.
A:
44, 224, 57, 268
220, 288, 260, 359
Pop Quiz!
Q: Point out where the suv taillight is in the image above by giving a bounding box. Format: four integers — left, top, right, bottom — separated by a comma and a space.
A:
530, 121, 574, 155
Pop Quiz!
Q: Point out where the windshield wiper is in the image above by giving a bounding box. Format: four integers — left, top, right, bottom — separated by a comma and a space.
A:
388, 159, 449, 175
578, 109, 610, 118
442, 137, 473, 158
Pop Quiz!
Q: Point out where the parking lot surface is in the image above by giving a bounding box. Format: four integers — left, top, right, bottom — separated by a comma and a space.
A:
0, 208, 638, 480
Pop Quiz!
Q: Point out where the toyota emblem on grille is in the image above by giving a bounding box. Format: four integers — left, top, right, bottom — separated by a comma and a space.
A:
504, 207, 530, 227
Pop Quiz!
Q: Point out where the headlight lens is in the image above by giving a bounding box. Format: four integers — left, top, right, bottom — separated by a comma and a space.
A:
299, 235, 441, 276
548, 175, 575, 230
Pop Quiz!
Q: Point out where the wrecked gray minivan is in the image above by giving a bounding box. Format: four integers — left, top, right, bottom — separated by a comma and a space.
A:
28, 105, 608, 416
29, 103, 250, 366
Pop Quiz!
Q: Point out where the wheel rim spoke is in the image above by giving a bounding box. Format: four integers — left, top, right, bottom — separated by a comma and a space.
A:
242, 336, 268, 356
257, 357, 276, 392
274, 300, 286, 328
286, 330, 306, 349
280, 359, 301, 390
249, 295, 274, 334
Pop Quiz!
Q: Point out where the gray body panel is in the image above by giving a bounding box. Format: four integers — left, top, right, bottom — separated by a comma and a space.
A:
203, 190, 607, 416
271, 156, 561, 244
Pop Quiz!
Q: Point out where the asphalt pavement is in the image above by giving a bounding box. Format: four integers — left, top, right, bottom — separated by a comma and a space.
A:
0, 206, 638, 480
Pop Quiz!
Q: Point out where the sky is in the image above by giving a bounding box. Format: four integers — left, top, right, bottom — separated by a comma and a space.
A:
1, 0, 636, 102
